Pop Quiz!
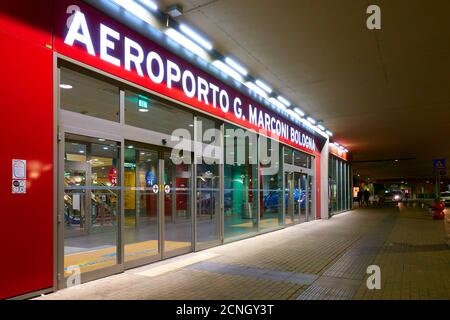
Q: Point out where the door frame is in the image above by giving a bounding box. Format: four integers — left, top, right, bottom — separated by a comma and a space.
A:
57, 126, 125, 289
283, 154, 316, 226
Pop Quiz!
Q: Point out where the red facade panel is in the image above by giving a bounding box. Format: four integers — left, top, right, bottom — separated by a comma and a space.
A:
0, 1, 54, 299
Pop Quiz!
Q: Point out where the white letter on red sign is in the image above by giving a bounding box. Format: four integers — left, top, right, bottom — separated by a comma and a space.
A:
64, 11, 95, 56
100, 24, 121, 67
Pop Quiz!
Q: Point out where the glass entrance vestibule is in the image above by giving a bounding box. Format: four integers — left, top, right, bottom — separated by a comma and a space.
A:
57, 61, 318, 287
283, 147, 315, 225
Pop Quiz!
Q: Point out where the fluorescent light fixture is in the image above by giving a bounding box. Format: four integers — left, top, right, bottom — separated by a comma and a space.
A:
139, 108, 149, 112
255, 80, 272, 93
333, 142, 340, 147
212, 60, 243, 82
277, 96, 291, 107
179, 24, 213, 51
307, 117, 316, 125
287, 109, 301, 121
294, 108, 305, 117
317, 124, 326, 131
98, 138, 106, 142
166, 28, 209, 60
325, 130, 333, 137
339, 146, 345, 150
245, 82, 268, 99
112, 0, 159, 27
224, 57, 248, 76
268, 97, 287, 111
344, 149, 349, 153
137, 0, 158, 11
60, 84, 72, 89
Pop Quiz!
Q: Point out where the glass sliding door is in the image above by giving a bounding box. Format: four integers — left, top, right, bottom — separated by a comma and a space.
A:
307, 175, 315, 221
163, 152, 193, 258
123, 143, 160, 264
63, 134, 120, 278
196, 161, 221, 248
284, 172, 298, 225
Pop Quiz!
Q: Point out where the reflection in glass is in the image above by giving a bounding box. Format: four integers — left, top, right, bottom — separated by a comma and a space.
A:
224, 124, 258, 240
63, 135, 119, 277
260, 139, 283, 230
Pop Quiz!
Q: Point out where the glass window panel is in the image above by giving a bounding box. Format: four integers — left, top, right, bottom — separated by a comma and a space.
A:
125, 90, 194, 136
224, 123, 258, 240
294, 150, 309, 168
284, 147, 293, 165
260, 138, 283, 230
60, 67, 120, 122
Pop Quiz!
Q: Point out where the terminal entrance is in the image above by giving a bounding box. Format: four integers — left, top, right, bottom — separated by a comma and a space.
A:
283, 146, 315, 225
284, 172, 309, 224
59, 134, 195, 286
123, 141, 193, 266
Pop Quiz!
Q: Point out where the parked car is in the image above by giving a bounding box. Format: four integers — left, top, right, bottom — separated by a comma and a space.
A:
440, 191, 450, 207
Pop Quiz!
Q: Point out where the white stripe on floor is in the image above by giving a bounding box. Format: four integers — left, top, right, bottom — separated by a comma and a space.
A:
134, 252, 220, 278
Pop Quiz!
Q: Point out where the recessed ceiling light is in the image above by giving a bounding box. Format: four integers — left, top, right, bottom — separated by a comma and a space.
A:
60, 84, 73, 89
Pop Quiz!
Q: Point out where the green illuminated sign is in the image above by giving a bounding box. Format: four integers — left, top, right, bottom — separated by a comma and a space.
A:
138, 96, 150, 110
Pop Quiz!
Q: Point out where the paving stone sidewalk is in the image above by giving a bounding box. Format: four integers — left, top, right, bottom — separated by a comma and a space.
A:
36, 206, 450, 300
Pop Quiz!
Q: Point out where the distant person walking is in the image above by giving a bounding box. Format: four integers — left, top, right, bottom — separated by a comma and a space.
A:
357, 189, 363, 207
363, 189, 371, 206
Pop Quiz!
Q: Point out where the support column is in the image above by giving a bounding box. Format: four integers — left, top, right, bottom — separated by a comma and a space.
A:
320, 139, 330, 219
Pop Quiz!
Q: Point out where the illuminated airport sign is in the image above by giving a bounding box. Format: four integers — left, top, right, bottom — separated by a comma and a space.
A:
55, 0, 325, 154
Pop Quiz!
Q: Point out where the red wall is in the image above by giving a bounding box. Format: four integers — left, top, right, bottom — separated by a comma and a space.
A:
0, 1, 54, 299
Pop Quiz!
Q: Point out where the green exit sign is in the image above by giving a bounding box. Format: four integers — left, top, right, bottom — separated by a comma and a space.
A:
138, 98, 149, 109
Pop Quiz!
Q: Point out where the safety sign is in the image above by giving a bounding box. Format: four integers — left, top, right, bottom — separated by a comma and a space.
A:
12, 159, 27, 194
433, 159, 446, 176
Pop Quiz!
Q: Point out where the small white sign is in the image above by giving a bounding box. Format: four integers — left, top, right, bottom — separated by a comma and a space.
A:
152, 184, 159, 194
12, 159, 26, 179
12, 180, 26, 194
164, 185, 171, 194
72, 193, 81, 211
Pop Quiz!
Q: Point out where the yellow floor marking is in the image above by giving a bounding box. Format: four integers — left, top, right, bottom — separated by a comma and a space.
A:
233, 218, 279, 228
64, 240, 190, 277
135, 252, 219, 278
